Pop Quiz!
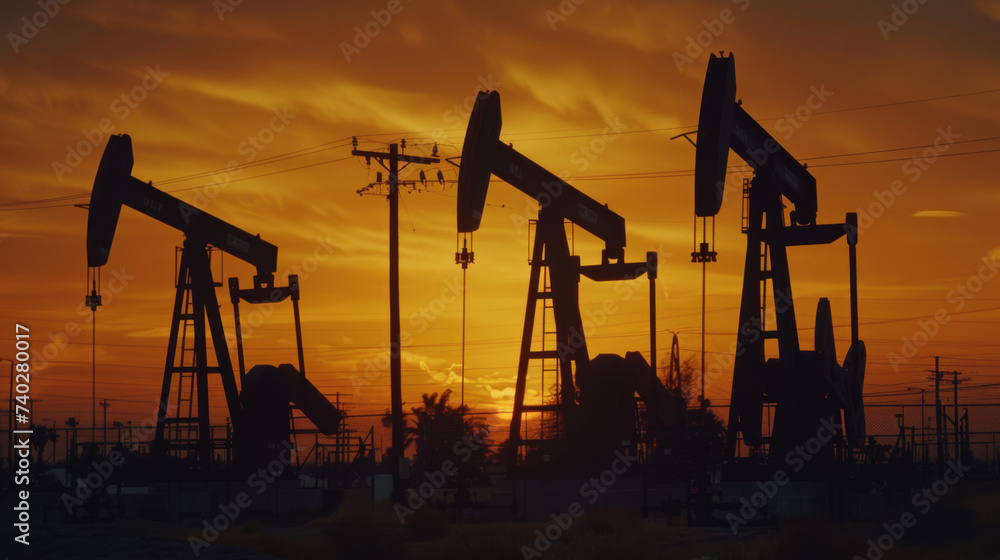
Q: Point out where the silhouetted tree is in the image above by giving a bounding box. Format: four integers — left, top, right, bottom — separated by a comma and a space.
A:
383, 389, 491, 484
662, 356, 699, 406
490, 438, 516, 467
30, 424, 60, 464
654, 355, 726, 472
537, 382, 567, 441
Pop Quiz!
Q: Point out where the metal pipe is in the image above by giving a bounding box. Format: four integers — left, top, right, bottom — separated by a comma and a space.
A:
229, 278, 247, 383
954, 371, 960, 463
291, 275, 305, 375
847, 213, 860, 345
648, 251, 657, 387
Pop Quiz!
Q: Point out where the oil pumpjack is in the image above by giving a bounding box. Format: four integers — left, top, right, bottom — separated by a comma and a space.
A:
86, 134, 341, 470
693, 53, 866, 463
458, 91, 678, 473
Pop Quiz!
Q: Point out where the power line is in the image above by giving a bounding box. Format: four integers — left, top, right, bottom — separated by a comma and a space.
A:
7, 135, 999, 212
570, 144, 1000, 182
155, 137, 355, 186
4, 81, 999, 212
362, 87, 1000, 143
0, 155, 356, 212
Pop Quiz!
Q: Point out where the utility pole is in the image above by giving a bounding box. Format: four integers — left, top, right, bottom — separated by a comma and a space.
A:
100, 399, 110, 455
930, 356, 944, 464
351, 138, 439, 500
952, 370, 960, 463
945, 370, 968, 463
919, 388, 926, 463
907, 386, 927, 464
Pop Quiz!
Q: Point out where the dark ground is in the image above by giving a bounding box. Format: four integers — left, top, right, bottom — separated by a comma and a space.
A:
4, 478, 1000, 560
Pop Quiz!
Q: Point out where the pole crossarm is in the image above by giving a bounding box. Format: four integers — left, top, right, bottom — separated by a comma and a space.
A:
351, 149, 440, 166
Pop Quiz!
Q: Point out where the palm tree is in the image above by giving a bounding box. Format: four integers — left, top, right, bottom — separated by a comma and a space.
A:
383, 389, 491, 483
31, 424, 60, 464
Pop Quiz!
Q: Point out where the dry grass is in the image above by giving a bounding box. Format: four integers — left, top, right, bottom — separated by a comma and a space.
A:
211, 495, 1000, 560
33, 479, 1000, 559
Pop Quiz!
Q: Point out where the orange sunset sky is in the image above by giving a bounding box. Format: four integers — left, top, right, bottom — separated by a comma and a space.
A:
1, 0, 998, 448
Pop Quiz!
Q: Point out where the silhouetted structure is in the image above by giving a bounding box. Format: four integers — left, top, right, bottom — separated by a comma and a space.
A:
86, 134, 341, 472
693, 53, 866, 464
458, 91, 676, 473
350, 140, 440, 500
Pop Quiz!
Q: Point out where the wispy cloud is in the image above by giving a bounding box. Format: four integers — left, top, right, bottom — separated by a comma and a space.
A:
911, 210, 966, 218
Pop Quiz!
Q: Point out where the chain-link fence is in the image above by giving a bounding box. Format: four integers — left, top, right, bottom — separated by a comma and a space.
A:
705, 400, 1000, 468
5, 401, 1000, 472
